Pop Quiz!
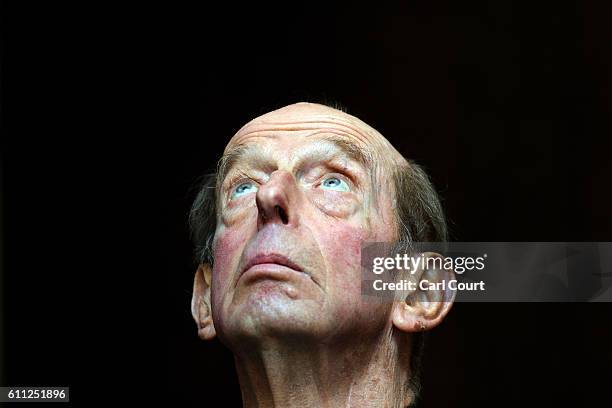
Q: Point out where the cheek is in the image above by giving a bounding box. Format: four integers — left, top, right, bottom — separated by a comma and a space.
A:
212, 205, 257, 285
210, 225, 249, 306
317, 222, 365, 291
316, 222, 393, 330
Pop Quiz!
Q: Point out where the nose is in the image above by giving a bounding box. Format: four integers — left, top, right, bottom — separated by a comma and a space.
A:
256, 170, 299, 229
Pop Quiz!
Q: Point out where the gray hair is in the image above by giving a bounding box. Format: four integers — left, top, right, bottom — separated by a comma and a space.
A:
391, 161, 448, 406
189, 173, 217, 266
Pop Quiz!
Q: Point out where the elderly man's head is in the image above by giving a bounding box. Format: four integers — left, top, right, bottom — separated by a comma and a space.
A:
190, 102, 452, 406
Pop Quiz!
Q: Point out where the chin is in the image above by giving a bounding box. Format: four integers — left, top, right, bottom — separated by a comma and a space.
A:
223, 285, 328, 343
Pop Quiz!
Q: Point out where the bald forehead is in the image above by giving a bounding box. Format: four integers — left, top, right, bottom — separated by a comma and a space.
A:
246, 102, 356, 123
225, 102, 407, 167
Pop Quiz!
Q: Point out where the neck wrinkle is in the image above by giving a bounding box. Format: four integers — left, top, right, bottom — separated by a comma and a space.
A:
233, 326, 412, 408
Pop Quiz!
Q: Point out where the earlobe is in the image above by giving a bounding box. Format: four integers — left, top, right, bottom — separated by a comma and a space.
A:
392, 252, 456, 333
191, 264, 216, 340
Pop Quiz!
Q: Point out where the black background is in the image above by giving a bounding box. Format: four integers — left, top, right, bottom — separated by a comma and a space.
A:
2, 1, 612, 406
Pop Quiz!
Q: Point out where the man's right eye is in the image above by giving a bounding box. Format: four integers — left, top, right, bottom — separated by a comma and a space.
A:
231, 182, 258, 199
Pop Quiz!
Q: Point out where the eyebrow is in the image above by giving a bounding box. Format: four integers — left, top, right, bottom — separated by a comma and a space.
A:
317, 134, 373, 171
216, 134, 374, 187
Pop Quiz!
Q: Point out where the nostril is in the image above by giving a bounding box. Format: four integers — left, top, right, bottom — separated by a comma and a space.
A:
275, 205, 289, 224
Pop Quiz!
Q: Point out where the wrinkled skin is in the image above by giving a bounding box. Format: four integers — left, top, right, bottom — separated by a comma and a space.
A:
192, 103, 454, 408
212, 103, 403, 348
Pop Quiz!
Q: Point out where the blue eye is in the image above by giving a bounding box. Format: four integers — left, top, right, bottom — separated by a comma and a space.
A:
321, 176, 350, 192
231, 182, 258, 199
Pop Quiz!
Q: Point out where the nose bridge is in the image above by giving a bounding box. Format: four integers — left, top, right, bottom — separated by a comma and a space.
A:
256, 170, 298, 228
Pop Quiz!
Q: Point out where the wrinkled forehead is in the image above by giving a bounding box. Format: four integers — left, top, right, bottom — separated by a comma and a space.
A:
225, 103, 407, 168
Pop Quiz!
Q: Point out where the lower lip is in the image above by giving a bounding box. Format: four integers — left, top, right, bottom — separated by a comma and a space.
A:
240, 263, 307, 283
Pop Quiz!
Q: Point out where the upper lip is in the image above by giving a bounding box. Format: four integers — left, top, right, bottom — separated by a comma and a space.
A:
241, 253, 304, 276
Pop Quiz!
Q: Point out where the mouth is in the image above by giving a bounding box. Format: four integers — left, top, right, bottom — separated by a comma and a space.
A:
240, 253, 307, 281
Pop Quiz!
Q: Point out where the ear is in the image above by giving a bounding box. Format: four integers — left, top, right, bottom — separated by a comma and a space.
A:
392, 252, 456, 332
191, 263, 216, 340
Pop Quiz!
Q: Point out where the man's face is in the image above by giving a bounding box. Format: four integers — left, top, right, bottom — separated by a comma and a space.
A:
210, 103, 403, 347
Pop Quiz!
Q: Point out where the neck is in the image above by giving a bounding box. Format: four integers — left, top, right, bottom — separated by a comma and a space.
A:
233, 327, 413, 408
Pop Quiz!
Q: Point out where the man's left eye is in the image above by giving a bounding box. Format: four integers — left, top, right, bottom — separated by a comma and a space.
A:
320, 176, 350, 192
